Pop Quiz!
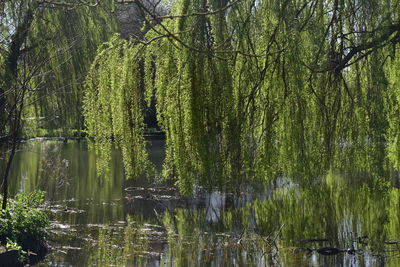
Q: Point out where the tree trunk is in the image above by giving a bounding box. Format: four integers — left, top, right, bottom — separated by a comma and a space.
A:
2, 134, 17, 210
1, 7, 33, 210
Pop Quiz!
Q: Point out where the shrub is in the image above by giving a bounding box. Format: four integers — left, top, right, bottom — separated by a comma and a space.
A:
0, 191, 49, 252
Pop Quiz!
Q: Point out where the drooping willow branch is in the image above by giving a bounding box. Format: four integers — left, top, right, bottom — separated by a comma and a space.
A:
84, 0, 400, 194
83, 37, 151, 179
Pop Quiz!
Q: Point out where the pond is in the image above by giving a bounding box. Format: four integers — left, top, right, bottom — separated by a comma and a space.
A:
4, 139, 400, 266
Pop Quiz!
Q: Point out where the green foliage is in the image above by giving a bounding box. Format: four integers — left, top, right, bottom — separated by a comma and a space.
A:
84, 36, 150, 178
0, 191, 49, 251
0, 0, 116, 135
142, 0, 400, 193
385, 47, 400, 169
24, 1, 117, 132
143, 0, 242, 194
84, 0, 400, 193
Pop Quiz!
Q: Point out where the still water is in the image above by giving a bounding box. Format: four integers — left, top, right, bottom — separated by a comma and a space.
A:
4, 140, 400, 266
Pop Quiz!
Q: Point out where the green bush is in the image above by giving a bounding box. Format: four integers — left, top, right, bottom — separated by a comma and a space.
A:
0, 191, 49, 252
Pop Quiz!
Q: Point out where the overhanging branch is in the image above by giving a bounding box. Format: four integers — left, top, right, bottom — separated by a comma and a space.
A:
36, 0, 98, 7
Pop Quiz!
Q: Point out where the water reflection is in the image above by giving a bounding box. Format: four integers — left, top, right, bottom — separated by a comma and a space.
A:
2, 141, 400, 266
8, 141, 126, 226
86, 215, 150, 267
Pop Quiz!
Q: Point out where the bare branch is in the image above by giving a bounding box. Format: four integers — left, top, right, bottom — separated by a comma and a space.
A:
320, 22, 400, 72
36, 0, 98, 8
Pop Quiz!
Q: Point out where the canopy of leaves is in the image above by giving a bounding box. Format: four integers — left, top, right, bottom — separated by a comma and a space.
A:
0, 0, 116, 137
85, 0, 400, 194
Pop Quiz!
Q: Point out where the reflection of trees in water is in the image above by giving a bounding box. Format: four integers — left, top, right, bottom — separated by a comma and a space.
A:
6, 142, 400, 266
6, 142, 71, 196
39, 143, 70, 189
10, 141, 127, 225
158, 175, 400, 266
88, 215, 149, 267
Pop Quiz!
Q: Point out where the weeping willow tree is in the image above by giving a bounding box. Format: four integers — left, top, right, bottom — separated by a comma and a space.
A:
0, 0, 116, 208
24, 1, 116, 135
0, 1, 116, 138
140, 0, 241, 193
386, 46, 400, 170
84, 0, 400, 193
84, 36, 150, 178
